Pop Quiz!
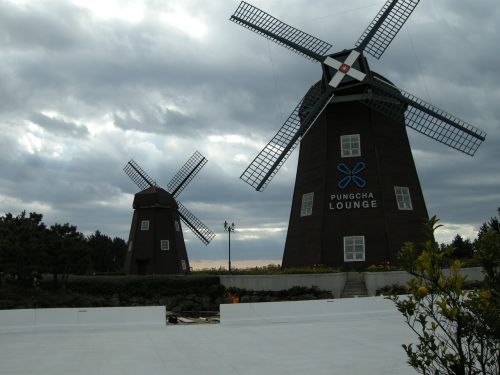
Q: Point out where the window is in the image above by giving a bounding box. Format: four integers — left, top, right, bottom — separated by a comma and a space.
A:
344, 236, 365, 262
340, 134, 361, 157
394, 186, 413, 210
127, 241, 133, 252
174, 221, 180, 232
180, 260, 187, 271
140, 220, 149, 231
160, 240, 170, 251
300, 192, 314, 217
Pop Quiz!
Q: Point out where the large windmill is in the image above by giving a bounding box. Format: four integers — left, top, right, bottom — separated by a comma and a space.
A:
123, 151, 215, 274
230, 1, 486, 268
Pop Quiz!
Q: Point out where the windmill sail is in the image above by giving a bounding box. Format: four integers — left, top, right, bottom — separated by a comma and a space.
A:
123, 159, 156, 190
241, 84, 334, 191
167, 151, 207, 198
230, 1, 330, 61
233, 1, 487, 193
124, 156, 215, 246
356, 0, 420, 59
362, 78, 486, 156
177, 201, 215, 245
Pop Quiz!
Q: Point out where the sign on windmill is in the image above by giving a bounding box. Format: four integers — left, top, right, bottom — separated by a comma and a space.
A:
123, 151, 215, 274
230, 1, 486, 268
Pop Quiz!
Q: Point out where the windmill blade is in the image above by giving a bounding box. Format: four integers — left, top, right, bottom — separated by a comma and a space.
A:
177, 201, 215, 246
230, 1, 331, 61
362, 78, 487, 156
241, 84, 334, 191
355, 0, 420, 60
123, 159, 156, 190
167, 151, 207, 198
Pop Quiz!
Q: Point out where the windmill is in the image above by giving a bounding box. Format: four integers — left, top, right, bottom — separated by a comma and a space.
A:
123, 151, 215, 274
230, 1, 487, 268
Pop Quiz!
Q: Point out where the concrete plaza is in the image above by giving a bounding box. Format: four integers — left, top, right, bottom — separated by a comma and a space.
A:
0, 297, 417, 374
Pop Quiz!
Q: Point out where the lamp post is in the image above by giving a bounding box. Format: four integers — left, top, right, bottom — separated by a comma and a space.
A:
224, 221, 235, 272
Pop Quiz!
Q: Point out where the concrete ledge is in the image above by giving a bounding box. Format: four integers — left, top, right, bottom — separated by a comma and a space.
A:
220, 273, 347, 298
364, 267, 485, 296
220, 297, 398, 325
0, 306, 165, 331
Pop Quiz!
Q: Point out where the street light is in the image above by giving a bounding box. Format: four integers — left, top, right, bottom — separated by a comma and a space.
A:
224, 221, 235, 272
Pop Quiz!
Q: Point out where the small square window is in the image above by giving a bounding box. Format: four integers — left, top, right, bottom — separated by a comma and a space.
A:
140, 220, 150, 231
301, 192, 314, 217
394, 186, 413, 210
174, 221, 180, 232
160, 240, 169, 251
340, 134, 361, 157
344, 236, 365, 262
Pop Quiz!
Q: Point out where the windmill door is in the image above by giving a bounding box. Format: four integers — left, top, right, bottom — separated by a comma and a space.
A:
136, 260, 149, 275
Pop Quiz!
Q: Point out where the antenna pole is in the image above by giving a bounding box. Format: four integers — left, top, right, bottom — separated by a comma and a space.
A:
224, 221, 235, 273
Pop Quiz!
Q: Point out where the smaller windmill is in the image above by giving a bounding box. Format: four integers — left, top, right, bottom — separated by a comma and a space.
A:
123, 151, 215, 274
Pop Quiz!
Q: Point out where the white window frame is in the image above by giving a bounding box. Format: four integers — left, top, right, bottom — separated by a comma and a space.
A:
127, 241, 133, 252
300, 192, 314, 217
394, 186, 413, 210
180, 260, 187, 271
344, 236, 365, 262
140, 220, 150, 231
174, 221, 180, 232
160, 240, 170, 251
340, 134, 361, 157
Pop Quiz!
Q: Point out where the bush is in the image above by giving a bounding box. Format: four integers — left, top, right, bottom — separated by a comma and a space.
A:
390, 216, 499, 375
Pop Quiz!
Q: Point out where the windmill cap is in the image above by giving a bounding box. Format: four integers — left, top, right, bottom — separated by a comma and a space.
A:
133, 186, 178, 209
299, 70, 403, 122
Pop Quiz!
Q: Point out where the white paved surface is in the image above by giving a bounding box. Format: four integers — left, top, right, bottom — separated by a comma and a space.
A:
0, 298, 417, 375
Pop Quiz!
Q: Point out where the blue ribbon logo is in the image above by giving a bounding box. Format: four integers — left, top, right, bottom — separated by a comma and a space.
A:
337, 162, 366, 189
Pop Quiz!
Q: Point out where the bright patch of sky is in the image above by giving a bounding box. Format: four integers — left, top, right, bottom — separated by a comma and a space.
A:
70, 0, 145, 23
160, 5, 208, 40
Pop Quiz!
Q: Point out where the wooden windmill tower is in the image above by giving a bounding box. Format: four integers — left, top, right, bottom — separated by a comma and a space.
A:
123, 151, 215, 274
230, 1, 487, 268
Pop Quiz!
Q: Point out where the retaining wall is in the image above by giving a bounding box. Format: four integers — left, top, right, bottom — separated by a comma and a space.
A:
220, 267, 485, 298
220, 273, 347, 298
0, 306, 165, 331
220, 297, 398, 325
364, 267, 485, 296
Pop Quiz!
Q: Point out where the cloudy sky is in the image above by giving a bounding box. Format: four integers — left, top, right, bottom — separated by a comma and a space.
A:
0, 0, 498, 268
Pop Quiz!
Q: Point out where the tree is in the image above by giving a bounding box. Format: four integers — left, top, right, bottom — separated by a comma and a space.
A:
451, 234, 474, 259
475, 218, 499, 250
111, 237, 127, 271
0, 211, 47, 285
391, 216, 499, 375
45, 223, 89, 287
87, 231, 126, 272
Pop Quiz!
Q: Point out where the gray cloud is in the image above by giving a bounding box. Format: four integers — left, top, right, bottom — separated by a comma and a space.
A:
29, 112, 89, 137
